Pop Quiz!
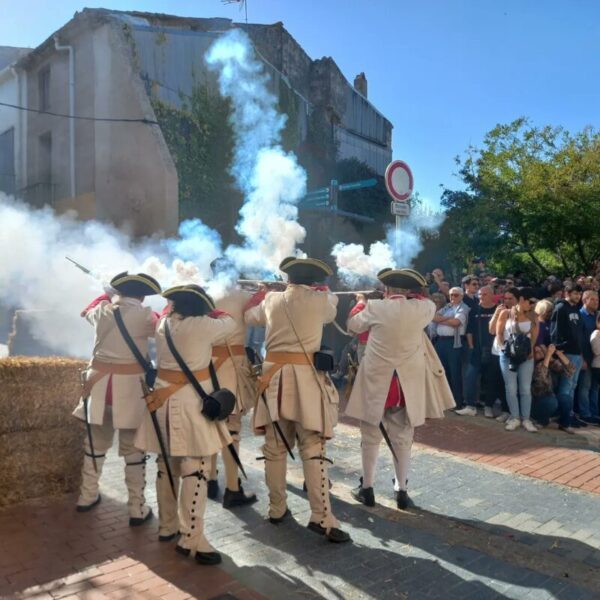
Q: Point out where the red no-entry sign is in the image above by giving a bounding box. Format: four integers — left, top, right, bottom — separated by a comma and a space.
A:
385, 160, 413, 202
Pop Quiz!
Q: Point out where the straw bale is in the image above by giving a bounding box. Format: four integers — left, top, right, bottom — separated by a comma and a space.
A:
0, 425, 84, 507
0, 357, 87, 435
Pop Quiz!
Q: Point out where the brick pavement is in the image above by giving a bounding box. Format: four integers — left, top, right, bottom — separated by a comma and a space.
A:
1, 416, 600, 600
413, 413, 600, 493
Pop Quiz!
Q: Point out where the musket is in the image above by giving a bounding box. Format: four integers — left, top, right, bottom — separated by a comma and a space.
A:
245, 347, 295, 460
66, 256, 92, 275
66, 256, 118, 296
140, 378, 177, 500
80, 370, 98, 473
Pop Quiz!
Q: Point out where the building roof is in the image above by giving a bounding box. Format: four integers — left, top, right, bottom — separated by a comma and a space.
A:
0, 46, 31, 71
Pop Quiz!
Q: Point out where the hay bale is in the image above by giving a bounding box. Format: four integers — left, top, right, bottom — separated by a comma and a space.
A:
0, 357, 87, 434
0, 357, 87, 506
0, 426, 84, 507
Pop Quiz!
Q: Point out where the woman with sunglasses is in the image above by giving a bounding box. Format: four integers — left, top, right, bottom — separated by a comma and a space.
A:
495, 287, 539, 432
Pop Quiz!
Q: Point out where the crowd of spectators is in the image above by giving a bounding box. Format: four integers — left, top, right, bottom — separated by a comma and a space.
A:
426, 261, 600, 433
330, 259, 600, 435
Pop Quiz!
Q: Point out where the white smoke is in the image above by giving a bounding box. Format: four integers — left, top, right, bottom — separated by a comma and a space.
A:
0, 29, 313, 357
332, 208, 445, 287
0, 195, 224, 357
206, 29, 307, 275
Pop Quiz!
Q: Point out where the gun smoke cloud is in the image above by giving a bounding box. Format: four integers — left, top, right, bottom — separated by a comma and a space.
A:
206, 29, 307, 274
0, 195, 225, 356
332, 209, 445, 287
0, 29, 310, 357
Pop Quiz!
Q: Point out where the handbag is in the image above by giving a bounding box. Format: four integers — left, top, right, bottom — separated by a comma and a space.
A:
164, 321, 235, 421
113, 307, 157, 387
503, 309, 532, 371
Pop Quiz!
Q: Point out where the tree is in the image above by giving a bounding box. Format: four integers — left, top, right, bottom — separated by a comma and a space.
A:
437, 118, 600, 278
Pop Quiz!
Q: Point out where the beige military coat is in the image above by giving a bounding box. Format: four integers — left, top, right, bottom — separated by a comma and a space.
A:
346, 296, 455, 427
214, 290, 256, 415
72, 297, 156, 429
134, 313, 236, 457
244, 285, 339, 438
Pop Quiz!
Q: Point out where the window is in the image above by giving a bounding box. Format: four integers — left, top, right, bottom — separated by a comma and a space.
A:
38, 132, 52, 184
38, 66, 50, 111
0, 128, 16, 194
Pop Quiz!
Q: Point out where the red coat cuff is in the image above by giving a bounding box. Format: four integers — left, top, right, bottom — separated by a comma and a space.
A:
82, 294, 111, 315
244, 290, 267, 311
349, 302, 366, 317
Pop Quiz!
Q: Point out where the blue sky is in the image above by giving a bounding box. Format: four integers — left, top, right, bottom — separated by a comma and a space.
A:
3, 0, 600, 208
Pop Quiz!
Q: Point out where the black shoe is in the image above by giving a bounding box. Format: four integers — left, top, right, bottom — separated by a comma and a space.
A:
207, 479, 219, 500
158, 531, 179, 542
223, 487, 258, 509
76, 494, 101, 513
129, 508, 153, 527
559, 425, 576, 434
351, 480, 375, 507
175, 545, 191, 557
306, 522, 352, 543
269, 508, 291, 524
580, 416, 600, 426
396, 490, 415, 510
571, 417, 588, 428
195, 551, 222, 566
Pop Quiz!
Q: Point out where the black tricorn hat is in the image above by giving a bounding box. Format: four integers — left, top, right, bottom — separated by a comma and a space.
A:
279, 256, 333, 283
377, 268, 427, 290
162, 284, 215, 312
110, 271, 162, 297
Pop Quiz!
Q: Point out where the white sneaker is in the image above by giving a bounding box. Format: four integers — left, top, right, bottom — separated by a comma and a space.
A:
496, 412, 510, 423
455, 406, 477, 416
505, 418, 521, 431
522, 419, 538, 433
484, 407, 494, 418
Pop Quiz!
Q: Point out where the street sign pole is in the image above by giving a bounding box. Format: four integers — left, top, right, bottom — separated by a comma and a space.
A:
385, 161, 414, 260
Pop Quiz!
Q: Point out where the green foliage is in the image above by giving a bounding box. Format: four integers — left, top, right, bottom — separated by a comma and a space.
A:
151, 87, 242, 244
437, 118, 600, 278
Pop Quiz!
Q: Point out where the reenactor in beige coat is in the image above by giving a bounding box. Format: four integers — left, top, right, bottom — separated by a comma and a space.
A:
346, 268, 455, 509
73, 272, 161, 525
207, 287, 258, 508
244, 257, 351, 544
135, 285, 236, 566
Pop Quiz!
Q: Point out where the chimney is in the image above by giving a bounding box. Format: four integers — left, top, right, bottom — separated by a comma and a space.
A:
354, 72, 367, 98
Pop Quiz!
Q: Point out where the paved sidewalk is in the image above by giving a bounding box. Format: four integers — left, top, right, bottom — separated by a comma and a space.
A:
1, 417, 599, 600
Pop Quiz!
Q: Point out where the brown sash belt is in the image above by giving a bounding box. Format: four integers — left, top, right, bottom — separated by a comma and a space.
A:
143, 366, 212, 410
212, 344, 246, 372
258, 351, 314, 396
82, 359, 146, 397
91, 358, 145, 375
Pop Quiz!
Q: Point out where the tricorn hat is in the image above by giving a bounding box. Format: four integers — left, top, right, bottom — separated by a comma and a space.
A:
110, 271, 162, 297
279, 256, 333, 284
377, 268, 427, 290
162, 284, 215, 312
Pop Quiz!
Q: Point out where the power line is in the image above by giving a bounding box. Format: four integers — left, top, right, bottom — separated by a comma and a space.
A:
0, 101, 159, 125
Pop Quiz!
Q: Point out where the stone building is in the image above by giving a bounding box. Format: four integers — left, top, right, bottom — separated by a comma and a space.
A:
0, 9, 393, 237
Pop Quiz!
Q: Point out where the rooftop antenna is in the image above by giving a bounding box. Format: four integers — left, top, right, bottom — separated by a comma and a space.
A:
222, 0, 248, 23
